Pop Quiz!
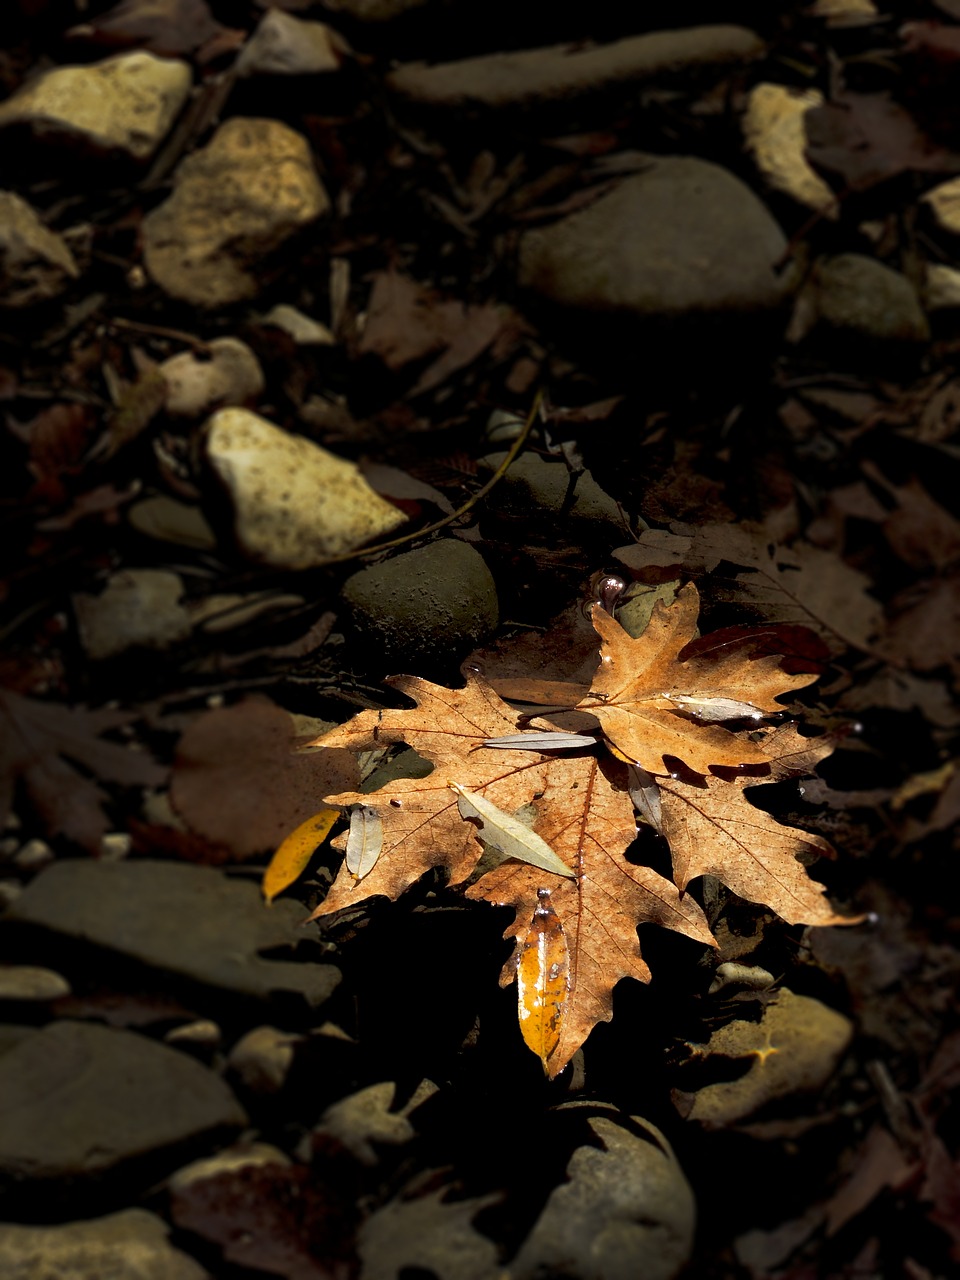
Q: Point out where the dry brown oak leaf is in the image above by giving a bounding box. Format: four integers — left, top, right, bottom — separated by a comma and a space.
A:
574, 583, 818, 775
303, 674, 713, 1077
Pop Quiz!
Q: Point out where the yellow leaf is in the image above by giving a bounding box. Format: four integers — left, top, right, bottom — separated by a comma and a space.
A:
263, 808, 339, 904
517, 888, 569, 1072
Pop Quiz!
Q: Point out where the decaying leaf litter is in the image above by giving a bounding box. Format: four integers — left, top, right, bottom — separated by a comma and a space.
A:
2, 1, 960, 1277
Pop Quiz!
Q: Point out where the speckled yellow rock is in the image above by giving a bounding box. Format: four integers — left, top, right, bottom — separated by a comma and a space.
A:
743, 83, 837, 216
142, 118, 329, 308
205, 408, 405, 568
0, 52, 191, 161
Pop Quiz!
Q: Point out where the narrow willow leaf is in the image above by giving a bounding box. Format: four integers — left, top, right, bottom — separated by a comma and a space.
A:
345, 805, 384, 882
481, 731, 599, 751
263, 807, 339, 903
517, 888, 569, 1071
666, 694, 768, 722
448, 782, 575, 879
627, 765, 662, 835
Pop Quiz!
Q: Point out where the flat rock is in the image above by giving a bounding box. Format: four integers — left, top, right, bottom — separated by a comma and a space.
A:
0, 1021, 246, 1183
127, 496, 218, 550
0, 191, 79, 308
4, 859, 340, 1007
743, 83, 837, 215
925, 262, 960, 312
518, 157, 789, 320
388, 26, 763, 108
263, 303, 335, 345
161, 338, 265, 418
0, 1209, 209, 1280
206, 407, 405, 568
0, 52, 191, 162
789, 253, 930, 349
512, 1109, 695, 1280
143, 118, 329, 308
237, 9, 344, 77
342, 540, 498, 667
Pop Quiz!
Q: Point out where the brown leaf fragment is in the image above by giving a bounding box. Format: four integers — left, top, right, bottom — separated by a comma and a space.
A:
0, 690, 165, 852
659, 724, 851, 927
575, 583, 817, 774
171, 698, 358, 860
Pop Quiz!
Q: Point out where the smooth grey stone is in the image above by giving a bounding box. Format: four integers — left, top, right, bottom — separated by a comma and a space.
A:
4, 859, 339, 1007
0, 1021, 246, 1182
0, 1209, 209, 1280
519, 157, 788, 321
511, 1109, 695, 1280
479, 451, 627, 541
343, 540, 498, 667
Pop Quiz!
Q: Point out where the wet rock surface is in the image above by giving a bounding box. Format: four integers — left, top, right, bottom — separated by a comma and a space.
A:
342, 539, 499, 667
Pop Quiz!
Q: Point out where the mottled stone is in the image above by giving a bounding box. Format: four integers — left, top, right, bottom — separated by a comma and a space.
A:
205, 408, 405, 568
0, 52, 191, 161
789, 254, 929, 348
143, 118, 329, 307
342, 540, 498, 667
0, 1210, 209, 1280
0, 1021, 246, 1183
0, 192, 79, 308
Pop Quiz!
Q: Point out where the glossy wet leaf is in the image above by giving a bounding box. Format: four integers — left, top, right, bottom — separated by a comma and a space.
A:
263, 807, 339, 903
449, 781, 575, 879
516, 888, 569, 1070
481, 731, 599, 751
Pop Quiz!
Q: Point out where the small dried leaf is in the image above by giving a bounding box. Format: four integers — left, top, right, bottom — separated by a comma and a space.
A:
517, 888, 569, 1071
262, 808, 339, 903
345, 805, 384, 882
449, 782, 575, 879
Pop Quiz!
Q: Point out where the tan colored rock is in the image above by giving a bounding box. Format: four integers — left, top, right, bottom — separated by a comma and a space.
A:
263, 303, 335, 345
388, 26, 763, 108
743, 83, 837, 216
205, 408, 405, 568
0, 965, 70, 1001
0, 52, 191, 161
924, 262, 960, 312
142, 118, 329, 308
923, 175, 960, 237
518, 157, 789, 318
161, 338, 265, 417
677, 990, 853, 1125
237, 9, 344, 76
808, 0, 878, 25
0, 191, 79, 307
0, 1210, 208, 1280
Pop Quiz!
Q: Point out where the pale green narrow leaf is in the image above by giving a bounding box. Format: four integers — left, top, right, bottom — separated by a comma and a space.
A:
345, 805, 384, 881
448, 782, 575, 879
